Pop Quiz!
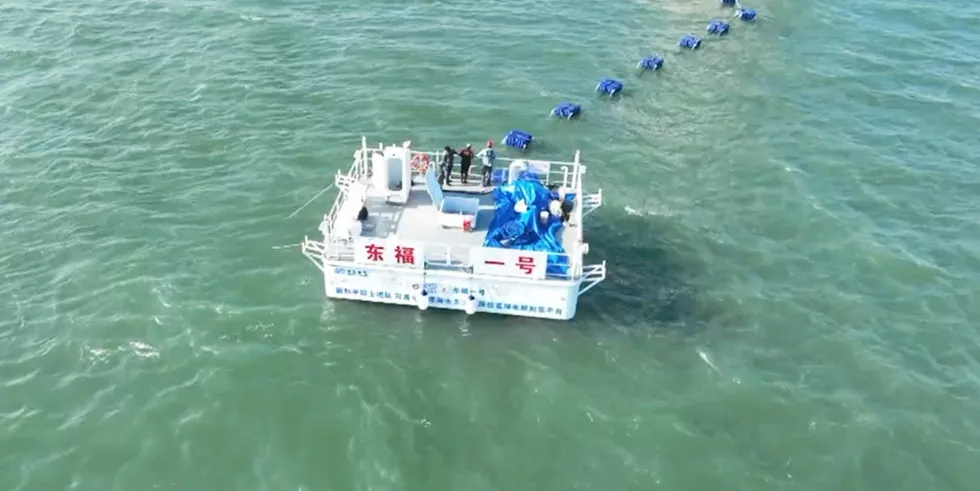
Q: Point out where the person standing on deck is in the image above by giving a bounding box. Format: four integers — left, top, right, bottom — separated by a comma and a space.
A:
441, 146, 457, 186
476, 140, 496, 187
458, 144, 475, 184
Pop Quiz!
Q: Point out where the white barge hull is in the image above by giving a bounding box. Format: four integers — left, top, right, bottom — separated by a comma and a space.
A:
300, 137, 606, 321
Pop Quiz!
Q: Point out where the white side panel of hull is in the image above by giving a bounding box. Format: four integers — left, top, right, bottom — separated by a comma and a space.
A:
325, 263, 579, 320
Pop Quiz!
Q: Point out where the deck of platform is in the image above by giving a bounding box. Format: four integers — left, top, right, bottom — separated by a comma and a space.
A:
361, 184, 493, 244
354, 174, 580, 267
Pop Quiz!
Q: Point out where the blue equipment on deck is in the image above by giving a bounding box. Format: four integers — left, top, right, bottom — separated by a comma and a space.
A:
551, 102, 582, 119
595, 78, 624, 96
735, 8, 757, 21
491, 168, 508, 185
637, 55, 665, 71
503, 130, 533, 150
483, 177, 573, 276
720, 0, 738, 6
679, 34, 702, 50
707, 20, 731, 35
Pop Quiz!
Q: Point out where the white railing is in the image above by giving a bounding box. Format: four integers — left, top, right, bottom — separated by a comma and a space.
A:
339, 138, 590, 193
420, 150, 580, 189
301, 236, 327, 273
320, 187, 347, 239
320, 137, 373, 239
579, 262, 607, 295
301, 235, 605, 283
580, 189, 603, 218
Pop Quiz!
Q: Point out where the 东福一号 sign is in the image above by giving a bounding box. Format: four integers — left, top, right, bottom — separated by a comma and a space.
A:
353, 237, 424, 268
471, 248, 548, 280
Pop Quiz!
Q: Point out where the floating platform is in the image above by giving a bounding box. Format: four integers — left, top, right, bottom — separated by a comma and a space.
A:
638, 55, 665, 71
301, 137, 607, 320
596, 78, 624, 96
551, 102, 582, 119
707, 20, 731, 35
504, 130, 533, 150
736, 8, 757, 21
679, 34, 703, 49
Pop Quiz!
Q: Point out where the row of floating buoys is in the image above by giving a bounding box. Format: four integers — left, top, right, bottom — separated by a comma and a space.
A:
500, 0, 760, 152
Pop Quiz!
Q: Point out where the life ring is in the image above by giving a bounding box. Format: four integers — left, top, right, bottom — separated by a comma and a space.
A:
411, 153, 431, 173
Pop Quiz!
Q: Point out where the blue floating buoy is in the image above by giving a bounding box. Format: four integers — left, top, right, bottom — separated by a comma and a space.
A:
595, 78, 624, 96
503, 130, 533, 150
735, 8, 757, 21
720, 0, 738, 6
707, 20, 731, 35
551, 102, 582, 119
679, 34, 702, 50
637, 55, 665, 71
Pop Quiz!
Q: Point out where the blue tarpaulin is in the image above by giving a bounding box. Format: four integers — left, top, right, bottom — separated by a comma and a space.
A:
483, 177, 574, 276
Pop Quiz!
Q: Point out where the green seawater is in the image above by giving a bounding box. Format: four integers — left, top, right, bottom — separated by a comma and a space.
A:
2, 0, 980, 489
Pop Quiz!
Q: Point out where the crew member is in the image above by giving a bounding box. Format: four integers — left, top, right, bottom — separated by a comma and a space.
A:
476, 140, 496, 187
458, 144, 475, 184
441, 146, 457, 186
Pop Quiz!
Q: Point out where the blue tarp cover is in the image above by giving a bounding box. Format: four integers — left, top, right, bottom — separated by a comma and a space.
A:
483, 176, 574, 276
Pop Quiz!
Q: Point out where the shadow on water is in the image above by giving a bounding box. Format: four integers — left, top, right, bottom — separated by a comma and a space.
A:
575, 207, 711, 333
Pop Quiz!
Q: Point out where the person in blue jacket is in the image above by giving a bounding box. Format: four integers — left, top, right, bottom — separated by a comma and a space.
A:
475, 140, 496, 187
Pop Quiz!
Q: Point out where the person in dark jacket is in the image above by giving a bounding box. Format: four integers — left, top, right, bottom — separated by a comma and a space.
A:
441, 146, 457, 186
457, 144, 475, 184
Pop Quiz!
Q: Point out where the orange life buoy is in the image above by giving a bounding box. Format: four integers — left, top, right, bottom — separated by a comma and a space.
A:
411, 153, 431, 173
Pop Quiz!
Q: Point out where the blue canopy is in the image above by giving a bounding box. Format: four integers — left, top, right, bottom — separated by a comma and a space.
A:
483, 177, 573, 276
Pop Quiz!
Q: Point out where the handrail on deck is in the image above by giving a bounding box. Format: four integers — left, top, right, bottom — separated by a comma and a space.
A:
350, 139, 586, 182
579, 261, 607, 295
407, 146, 584, 189
348, 140, 587, 194
311, 237, 603, 282
301, 236, 327, 273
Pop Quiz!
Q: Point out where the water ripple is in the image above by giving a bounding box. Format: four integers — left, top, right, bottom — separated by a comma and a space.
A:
2, 0, 980, 489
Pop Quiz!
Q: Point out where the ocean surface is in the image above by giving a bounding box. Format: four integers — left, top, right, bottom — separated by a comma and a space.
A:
2, 0, 980, 489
